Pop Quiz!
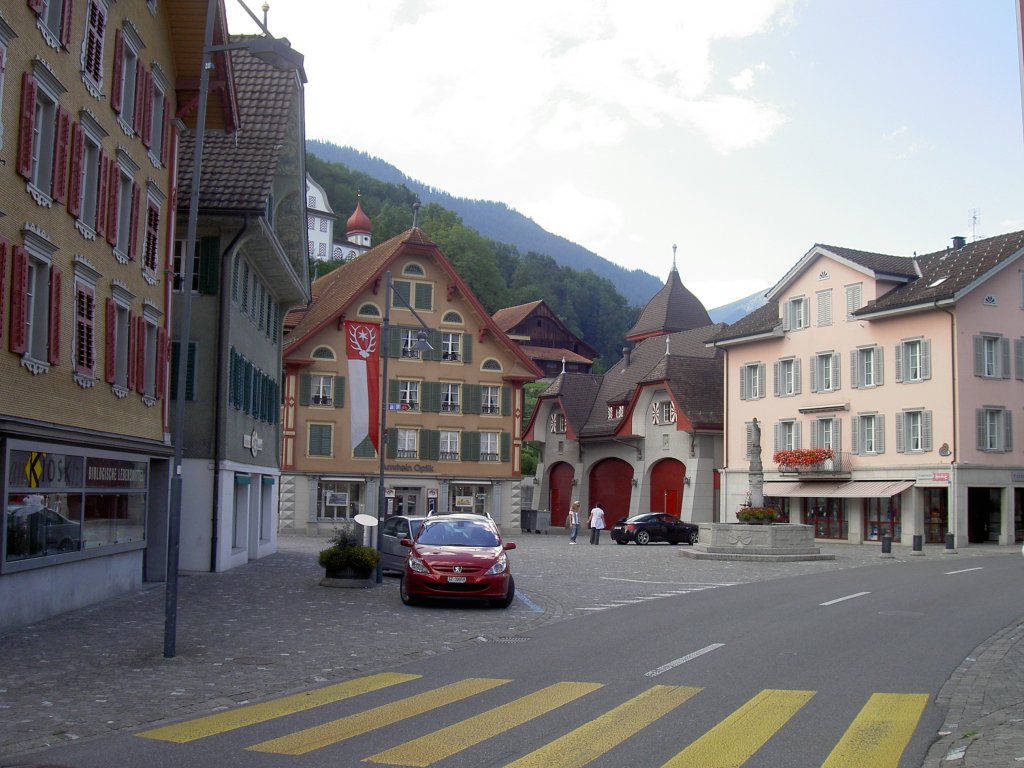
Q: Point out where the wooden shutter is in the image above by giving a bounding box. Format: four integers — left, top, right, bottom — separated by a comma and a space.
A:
67, 122, 84, 218
127, 181, 140, 260
501, 385, 511, 416
875, 415, 885, 453
160, 105, 172, 166
500, 432, 511, 462
973, 336, 984, 376
141, 69, 154, 148
105, 159, 120, 245
809, 356, 817, 393
135, 317, 146, 392
420, 429, 439, 461
874, 347, 884, 385
132, 58, 146, 134
1000, 337, 1011, 379
110, 29, 124, 113
850, 416, 860, 455
895, 412, 905, 453
74, 283, 95, 374
386, 427, 398, 459
126, 311, 136, 389
298, 373, 311, 405
461, 431, 480, 461
849, 350, 860, 389
463, 383, 480, 414
47, 267, 62, 365
333, 376, 345, 408
198, 236, 220, 294
95, 148, 108, 238
421, 381, 439, 412
58, 0, 74, 46
461, 333, 472, 363
0, 241, 5, 344
17, 73, 37, 180
976, 409, 986, 450
52, 106, 71, 203
919, 340, 930, 380
144, 200, 160, 270
1005, 410, 1013, 452
155, 326, 167, 400
104, 298, 116, 383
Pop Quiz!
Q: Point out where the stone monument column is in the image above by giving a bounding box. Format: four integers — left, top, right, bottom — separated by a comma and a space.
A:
749, 417, 764, 508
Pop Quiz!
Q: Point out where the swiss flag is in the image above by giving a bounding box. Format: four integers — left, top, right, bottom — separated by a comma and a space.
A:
345, 321, 381, 453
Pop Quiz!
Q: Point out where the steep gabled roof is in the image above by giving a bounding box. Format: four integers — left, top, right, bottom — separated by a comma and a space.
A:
523, 372, 604, 441
614, 354, 724, 434
706, 300, 780, 345
625, 269, 711, 341
492, 300, 544, 331
766, 243, 916, 301
283, 228, 543, 378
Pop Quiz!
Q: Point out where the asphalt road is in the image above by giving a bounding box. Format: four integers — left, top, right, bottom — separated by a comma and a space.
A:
18, 549, 1022, 768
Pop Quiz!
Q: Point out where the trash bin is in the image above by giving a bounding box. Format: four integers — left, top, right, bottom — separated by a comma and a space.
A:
535, 510, 551, 534
521, 509, 537, 532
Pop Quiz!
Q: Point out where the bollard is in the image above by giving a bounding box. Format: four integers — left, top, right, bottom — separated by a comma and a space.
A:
943, 531, 957, 555
911, 534, 924, 556
881, 535, 892, 554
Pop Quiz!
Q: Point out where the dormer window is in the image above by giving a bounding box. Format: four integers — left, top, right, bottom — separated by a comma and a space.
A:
549, 412, 566, 434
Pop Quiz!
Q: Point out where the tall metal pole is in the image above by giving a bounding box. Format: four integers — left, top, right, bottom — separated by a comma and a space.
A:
165, 0, 217, 658
375, 271, 392, 584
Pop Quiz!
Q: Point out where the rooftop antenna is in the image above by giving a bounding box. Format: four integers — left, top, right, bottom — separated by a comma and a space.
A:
672, 243, 678, 272
261, 2, 269, 27
666, 336, 671, 356
561, 356, 566, 374
968, 208, 981, 241
412, 201, 420, 228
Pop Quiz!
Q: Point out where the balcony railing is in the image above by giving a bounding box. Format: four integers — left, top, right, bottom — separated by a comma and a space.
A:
311, 395, 333, 406
397, 450, 418, 459
775, 450, 849, 476
441, 403, 460, 412
479, 452, 500, 462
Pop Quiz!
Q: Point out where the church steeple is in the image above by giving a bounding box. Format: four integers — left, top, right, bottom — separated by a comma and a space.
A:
624, 244, 711, 342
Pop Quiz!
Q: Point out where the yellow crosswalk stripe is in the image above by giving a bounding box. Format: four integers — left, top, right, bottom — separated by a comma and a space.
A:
505, 684, 702, 768
821, 692, 928, 768
135, 671, 419, 743
364, 681, 604, 767
247, 677, 510, 755
661, 688, 815, 768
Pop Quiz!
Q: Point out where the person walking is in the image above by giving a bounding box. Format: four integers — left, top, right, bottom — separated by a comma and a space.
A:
567, 501, 581, 544
588, 502, 605, 545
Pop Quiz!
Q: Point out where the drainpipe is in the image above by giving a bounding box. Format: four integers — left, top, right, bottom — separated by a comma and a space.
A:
937, 301, 958, 545
210, 217, 250, 572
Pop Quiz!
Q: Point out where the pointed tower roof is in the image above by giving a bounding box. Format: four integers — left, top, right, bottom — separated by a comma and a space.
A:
624, 248, 711, 342
346, 199, 372, 236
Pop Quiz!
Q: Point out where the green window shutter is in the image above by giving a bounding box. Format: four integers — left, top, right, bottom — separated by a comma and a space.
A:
393, 280, 411, 309
501, 386, 512, 416
299, 374, 311, 406
461, 431, 480, 461
309, 425, 332, 456
421, 429, 440, 460
354, 436, 376, 458
389, 325, 402, 358
386, 427, 398, 459
422, 381, 440, 412
426, 329, 442, 361
464, 384, 481, 414
462, 333, 472, 363
333, 376, 345, 408
501, 432, 511, 462
414, 282, 432, 310
198, 237, 220, 294
388, 378, 399, 405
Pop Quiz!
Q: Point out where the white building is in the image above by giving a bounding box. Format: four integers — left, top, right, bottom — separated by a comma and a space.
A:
306, 174, 335, 261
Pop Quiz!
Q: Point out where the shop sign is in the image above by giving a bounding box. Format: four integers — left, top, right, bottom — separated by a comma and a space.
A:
932, 472, 950, 482
455, 495, 473, 508
1012, 471, 1024, 483
8, 450, 83, 489
85, 457, 148, 489
383, 462, 435, 473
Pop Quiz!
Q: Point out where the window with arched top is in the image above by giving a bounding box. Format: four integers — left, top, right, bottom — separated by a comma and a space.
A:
481, 358, 502, 371
312, 346, 336, 360
442, 311, 463, 325
358, 303, 381, 317
402, 263, 425, 277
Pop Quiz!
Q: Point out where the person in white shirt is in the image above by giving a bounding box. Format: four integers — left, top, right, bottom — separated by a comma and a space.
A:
588, 502, 605, 545
567, 500, 581, 544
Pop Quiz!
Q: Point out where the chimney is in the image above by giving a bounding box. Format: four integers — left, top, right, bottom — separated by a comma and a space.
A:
622, 347, 630, 368
951, 235, 966, 250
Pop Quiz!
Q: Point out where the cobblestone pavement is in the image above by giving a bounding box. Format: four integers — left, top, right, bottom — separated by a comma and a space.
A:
0, 531, 1020, 765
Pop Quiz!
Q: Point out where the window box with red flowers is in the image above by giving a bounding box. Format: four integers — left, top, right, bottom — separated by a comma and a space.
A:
773, 448, 834, 472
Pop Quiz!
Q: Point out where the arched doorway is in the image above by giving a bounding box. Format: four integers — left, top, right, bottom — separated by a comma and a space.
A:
548, 462, 575, 527
650, 458, 685, 517
588, 458, 634, 529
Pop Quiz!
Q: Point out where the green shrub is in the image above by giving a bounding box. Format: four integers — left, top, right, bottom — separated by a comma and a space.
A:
319, 526, 381, 577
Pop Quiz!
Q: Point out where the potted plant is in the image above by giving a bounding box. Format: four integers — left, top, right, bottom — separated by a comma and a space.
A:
318, 527, 380, 586
772, 447, 834, 471
736, 507, 776, 524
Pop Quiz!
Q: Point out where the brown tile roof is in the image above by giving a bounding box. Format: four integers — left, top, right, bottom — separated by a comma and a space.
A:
706, 300, 780, 344
626, 269, 712, 341
519, 345, 592, 364
177, 35, 301, 211
537, 373, 605, 437
816, 244, 918, 278
492, 300, 544, 332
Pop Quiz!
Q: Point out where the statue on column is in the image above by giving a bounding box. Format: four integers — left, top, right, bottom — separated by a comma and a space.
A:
749, 417, 764, 508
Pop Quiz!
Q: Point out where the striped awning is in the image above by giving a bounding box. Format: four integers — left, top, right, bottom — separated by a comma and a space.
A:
764, 480, 914, 498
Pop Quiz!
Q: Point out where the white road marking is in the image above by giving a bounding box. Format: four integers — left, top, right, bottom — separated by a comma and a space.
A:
945, 567, 984, 575
601, 577, 740, 587
645, 643, 725, 677
819, 591, 871, 606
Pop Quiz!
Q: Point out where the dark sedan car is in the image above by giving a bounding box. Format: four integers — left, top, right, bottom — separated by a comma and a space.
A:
611, 513, 699, 545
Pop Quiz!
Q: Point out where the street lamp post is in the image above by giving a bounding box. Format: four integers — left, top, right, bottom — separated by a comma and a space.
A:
164, 0, 303, 658
375, 270, 432, 584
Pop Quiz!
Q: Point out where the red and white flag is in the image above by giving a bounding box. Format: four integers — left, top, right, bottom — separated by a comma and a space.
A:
345, 321, 381, 452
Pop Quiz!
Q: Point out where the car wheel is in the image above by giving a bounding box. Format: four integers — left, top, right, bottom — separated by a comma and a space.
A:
687, 529, 699, 545
494, 576, 516, 609
669, 539, 679, 545
635, 530, 651, 545
399, 576, 419, 606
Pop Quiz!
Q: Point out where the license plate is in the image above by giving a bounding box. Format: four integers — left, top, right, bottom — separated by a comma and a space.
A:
447, 576, 467, 583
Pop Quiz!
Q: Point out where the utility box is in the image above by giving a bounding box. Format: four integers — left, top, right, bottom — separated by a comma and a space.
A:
521, 509, 537, 532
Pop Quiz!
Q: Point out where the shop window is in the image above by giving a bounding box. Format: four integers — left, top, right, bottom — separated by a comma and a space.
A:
318, 482, 360, 521
801, 497, 848, 539
864, 497, 901, 542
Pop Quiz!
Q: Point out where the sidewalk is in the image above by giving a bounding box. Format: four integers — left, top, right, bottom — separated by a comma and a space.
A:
0, 532, 1020, 764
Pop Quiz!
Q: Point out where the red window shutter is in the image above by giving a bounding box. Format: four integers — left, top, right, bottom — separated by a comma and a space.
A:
48, 267, 62, 366
145, 200, 160, 271
128, 181, 141, 261
142, 70, 154, 148
52, 106, 71, 204
75, 284, 95, 375
135, 317, 146, 393
67, 122, 83, 218
155, 326, 168, 400
160, 107, 172, 166
17, 73, 37, 180
9, 246, 27, 354
106, 159, 120, 246
104, 297, 116, 383
59, 0, 75, 46
27, 0, 44, 15
126, 311, 136, 390
95, 148, 108, 237
111, 29, 124, 114
84, 2, 105, 81
0, 241, 6, 343
133, 59, 146, 134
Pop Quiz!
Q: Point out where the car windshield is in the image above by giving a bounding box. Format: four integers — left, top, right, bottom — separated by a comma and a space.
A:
417, 520, 500, 547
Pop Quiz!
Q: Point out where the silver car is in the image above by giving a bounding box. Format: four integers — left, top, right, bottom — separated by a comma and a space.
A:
379, 515, 426, 573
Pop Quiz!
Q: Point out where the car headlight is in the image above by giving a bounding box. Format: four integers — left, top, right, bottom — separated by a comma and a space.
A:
484, 553, 508, 575
407, 555, 429, 574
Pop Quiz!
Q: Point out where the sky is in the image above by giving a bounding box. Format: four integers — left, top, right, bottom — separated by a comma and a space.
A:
227, 0, 1024, 310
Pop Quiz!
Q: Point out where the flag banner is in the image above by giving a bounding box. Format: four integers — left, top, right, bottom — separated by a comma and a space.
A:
345, 321, 381, 452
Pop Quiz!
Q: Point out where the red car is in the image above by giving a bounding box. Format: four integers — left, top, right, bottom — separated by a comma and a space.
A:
399, 514, 517, 608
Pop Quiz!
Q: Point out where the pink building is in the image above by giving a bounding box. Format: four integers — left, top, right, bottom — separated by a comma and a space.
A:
710, 231, 1024, 548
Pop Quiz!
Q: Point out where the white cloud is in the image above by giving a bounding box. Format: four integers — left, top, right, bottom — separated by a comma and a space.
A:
518, 185, 626, 254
